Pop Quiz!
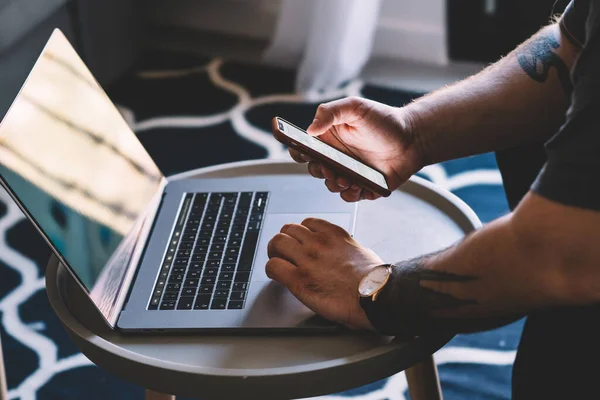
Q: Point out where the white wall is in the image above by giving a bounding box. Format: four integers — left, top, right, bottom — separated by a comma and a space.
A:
372, 0, 448, 65
145, 0, 448, 65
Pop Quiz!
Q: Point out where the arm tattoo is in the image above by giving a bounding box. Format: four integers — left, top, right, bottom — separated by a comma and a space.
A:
516, 30, 572, 95
371, 250, 521, 337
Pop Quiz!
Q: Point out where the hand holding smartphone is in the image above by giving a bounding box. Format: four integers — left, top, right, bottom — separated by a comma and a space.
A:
272, 117, 392, 197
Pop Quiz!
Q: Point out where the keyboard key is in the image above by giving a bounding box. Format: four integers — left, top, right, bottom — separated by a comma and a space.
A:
195, 193, 209, 202
230, 291, 246, 301
159, 270, 169, 279
228, 238, 242, 247
230, 231, 243, 240
174, 258, 188, 265
234, 216, 248, 225
197, 237, 210, 246
212, 236, 227, 244
184, 279, 199, 287
222, 255, 237, 264
160, 301, 175, 310
177, 249, 192, 257
198, 229, 214, 238
169, 274, 185, 282
239, 231, 259, 264
172, 266, 186, 274
204, 268, 218, 277
228, 301, 244, 309
211, 299, 227, 309
220, 211, 233, 220
203, 214, 217, 223
179, 242, 193, 249
233, 282, 248, 291
184, 226, 199, 234
149, 296, 160, 309
235, 272, 251, 282
247, 221, 261, 231
208, 251, 223, 260
198, 284, 214, 294
239, 192, 253, 206
256, 192, 269, 199
182, 288, 196, 296
214, 227, 229, 236
194, 245, 209, 253
201, 222, 215, 231
201, 276, 216, 285
156, 279, 166, 288
221, 264, 235, 273
177, 297, 194, 310
188, 270, 201, 279
217, 220, 231, 228
163, 292, 178, 301
225, 247, 239, 256
182, 233, 196, 241
231, 224, 246, 232
153, 287, 164, 296
194, 295, 211, 310
166, 283, 182, 291
206, 260, 220, 268
237, 261, 252, 272
211, 243, 225, 252
214, 290, 230, 298
217, 281, 232, 290
249, 214, 263, 222
219, 271, 234, 281
189, 262, 203, 270
192, 254, 206, 262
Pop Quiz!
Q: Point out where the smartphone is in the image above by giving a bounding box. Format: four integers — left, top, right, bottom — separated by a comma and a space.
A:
272, 117, 392, 197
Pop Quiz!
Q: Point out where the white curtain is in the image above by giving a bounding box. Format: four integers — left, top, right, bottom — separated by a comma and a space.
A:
263, 0, 382, 93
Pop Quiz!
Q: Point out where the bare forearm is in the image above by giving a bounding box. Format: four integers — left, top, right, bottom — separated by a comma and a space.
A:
401, 24, 579, 166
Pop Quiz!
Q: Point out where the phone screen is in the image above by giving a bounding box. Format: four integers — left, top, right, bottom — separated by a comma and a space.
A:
278, 119, 388, 189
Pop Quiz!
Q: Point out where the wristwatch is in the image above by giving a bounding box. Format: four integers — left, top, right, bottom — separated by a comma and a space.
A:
358, 264, 393, 301
358, 264, 397, 334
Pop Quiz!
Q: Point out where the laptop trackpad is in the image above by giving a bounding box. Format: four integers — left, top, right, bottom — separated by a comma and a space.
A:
251, 213, 353, 282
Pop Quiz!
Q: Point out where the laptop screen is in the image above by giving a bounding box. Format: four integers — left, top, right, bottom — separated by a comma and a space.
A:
0, 30, 165, 324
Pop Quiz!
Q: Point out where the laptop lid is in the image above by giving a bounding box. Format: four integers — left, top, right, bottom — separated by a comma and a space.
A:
0, 29, 167, 327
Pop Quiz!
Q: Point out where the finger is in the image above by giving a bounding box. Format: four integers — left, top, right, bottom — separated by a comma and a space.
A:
307, 97, 365, 137
340, 186, 361, 202
302, 217, 350, 236
324, 179, 345, 193
267, 233, 303, 265
280, 223, 313, 244
289, 148, 311, 163
336, 176, 351, 189
308, 161, 325, 179
320, 165, 337, 181
265, 257, 299, 287
361, 191, 381, 201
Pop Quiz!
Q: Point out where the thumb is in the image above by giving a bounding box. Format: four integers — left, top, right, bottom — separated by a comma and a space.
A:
307, 97, 365, 137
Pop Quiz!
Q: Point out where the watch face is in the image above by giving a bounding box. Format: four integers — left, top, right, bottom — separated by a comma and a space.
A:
358, 265, 390, 297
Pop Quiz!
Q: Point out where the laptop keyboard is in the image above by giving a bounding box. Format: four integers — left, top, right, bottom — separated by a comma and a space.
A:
148, 191, 269, 311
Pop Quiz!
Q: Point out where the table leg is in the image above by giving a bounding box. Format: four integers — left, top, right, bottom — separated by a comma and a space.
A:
145, 389, 175, 400
405, 355, 442, 400
0, 332, 8, 400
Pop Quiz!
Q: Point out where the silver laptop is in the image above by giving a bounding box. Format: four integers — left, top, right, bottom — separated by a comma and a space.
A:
0, 30, 357, 332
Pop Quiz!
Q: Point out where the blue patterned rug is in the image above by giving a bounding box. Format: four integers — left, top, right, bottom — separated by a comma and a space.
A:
0, 52, 523, 399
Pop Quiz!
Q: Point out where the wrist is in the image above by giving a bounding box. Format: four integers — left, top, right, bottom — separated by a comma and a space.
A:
398, 102, 432, 170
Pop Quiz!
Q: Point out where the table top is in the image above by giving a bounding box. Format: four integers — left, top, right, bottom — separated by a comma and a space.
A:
45, 160, 481, 399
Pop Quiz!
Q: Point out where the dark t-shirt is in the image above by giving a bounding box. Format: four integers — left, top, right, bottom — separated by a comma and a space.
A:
501, 1, 600, 398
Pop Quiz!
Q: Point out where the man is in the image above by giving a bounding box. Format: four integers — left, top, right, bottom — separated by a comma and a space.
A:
265, 1, 600, 398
